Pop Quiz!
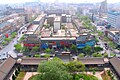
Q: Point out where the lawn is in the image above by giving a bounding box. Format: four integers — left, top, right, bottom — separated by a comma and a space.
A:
29, 74, 98, 80
75, 74, 98, 80
16, 72, 26, 80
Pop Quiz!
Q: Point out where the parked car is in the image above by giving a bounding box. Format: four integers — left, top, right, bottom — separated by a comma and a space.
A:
0, 52, 8, 60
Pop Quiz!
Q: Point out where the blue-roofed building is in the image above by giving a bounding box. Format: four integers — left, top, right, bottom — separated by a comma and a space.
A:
107, 11, 120, 29
76, 34, 95, 49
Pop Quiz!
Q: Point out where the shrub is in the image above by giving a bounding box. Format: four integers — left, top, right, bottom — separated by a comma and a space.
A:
12, 74, 16, 80
15, 70, 19, 76
18, 67, 20, 72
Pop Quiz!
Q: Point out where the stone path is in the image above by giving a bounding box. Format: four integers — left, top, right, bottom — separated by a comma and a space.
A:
23, 72, 38, 80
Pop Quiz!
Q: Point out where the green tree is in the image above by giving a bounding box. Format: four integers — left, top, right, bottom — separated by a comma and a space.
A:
83, 46, 92, 55
98, 31, 104, 36
11, 32, 17, 38
4, 38, 11, 42
97, 53, 102, 57
22, 46, 29, 52
43, 54, 50, 58
108, 41, 117, 49
32, 46, 39, 52
20, 36, 25, 42
94, 46, 103, 52
2, 41, 7, 45
103, 53, 108, 57
70, 44, 77, 55
37, 57, 72, 80
78, 53, 85, 58
92, 53, 98, 57
12, 74, 16, 80
14, 44, 22, 52
93, 70, 96, 75
15, 70, 19, 76
44, 48, 51, 54
18, 67, 20, 72
66, 61, 85, 80
92, 53, 102, 57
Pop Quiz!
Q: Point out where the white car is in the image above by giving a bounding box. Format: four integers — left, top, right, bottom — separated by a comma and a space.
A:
0, 52, 8, 60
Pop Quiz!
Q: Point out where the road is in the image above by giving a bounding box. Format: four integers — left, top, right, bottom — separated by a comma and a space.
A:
0, 25, 25, 58
98, 38, 111, 57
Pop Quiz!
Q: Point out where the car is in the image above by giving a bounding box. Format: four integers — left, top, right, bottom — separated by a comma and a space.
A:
0, 52, 8, 60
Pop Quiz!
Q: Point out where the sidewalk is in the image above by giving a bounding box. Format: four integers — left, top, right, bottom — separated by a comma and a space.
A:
23, 72, 38, 80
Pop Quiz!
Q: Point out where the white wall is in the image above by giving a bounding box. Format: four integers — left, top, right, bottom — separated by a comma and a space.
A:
54, 21, 60, 32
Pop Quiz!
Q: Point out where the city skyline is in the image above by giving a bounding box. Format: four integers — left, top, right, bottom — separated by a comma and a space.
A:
0, 0, 120, 4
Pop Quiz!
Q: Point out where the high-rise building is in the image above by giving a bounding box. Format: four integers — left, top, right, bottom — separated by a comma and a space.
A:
99, 0, 107, 17
107, 11, 120, 29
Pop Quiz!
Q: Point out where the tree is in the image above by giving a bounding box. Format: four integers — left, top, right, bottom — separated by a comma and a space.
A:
2, 41, 7, 46
103, 53, 108, 57
14, 44, 22, 52
93, 70, 96, 75
43, 54, 50, 58
12, 74, 16, 80
44, 48, 51, 54
64, 47, 67, 51
66, 61, 85, 80
94, 46, 103, 52
98, 31, 104, 37
97, 53, 102, 57
15, 70, 19, 76
21, 46, 29, 52
37, 57, 72, 80
32, 46, 39, 52
83, 46, 92, 55
4, 38, 11, 42
70, 44, 77, 55
92, 53, 102, 57
18, 67, 20, 72
92, 53, 98, 57
78, 53, 85, 58
11, 32, 17, 38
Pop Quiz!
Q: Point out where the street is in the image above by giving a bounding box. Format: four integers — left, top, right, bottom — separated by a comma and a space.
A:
0, 25, 25, 58
0, 38, 17, 58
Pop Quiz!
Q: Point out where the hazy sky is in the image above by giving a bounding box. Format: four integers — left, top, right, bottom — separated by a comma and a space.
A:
0, 0, 120, 4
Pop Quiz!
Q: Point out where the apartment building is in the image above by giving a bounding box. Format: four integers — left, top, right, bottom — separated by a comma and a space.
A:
107, 11, 120, 29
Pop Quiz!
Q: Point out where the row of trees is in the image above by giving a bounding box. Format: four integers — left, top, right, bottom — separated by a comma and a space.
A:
14, 43, 104, 57
14, 44, 39, 53
2, 32, 17, 46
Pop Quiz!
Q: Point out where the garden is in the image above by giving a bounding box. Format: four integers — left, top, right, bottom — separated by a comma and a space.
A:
28, 57, 99, 80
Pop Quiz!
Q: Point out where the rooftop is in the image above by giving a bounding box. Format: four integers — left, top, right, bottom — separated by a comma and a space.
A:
20, 58, 48, 65
108, 12, 120, 16
77, 57, 105, 65
54, 16, 61, 22
110, 57, 120, 77
34, 14, 46, 22
0, 22, 11, 28
48, 14, 56, 17
109, 30, 120, 35
41, 37, 76, 41
0, 57, 16, 80
27, 25, 39, 32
